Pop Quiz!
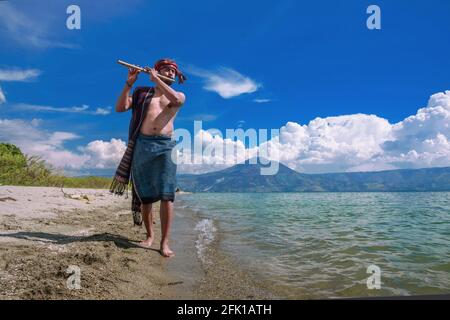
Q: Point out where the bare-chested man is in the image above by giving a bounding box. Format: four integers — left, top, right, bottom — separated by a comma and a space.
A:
114, 58, 186, 257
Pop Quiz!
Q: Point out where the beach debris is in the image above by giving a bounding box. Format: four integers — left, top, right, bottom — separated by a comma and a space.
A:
60, 187, 93, 203
0, 222, 21, 231
167, 281, 184, 286
0, 196, 17, 202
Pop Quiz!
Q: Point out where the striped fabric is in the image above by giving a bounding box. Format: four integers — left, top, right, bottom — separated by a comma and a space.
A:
110, 86, 154, 226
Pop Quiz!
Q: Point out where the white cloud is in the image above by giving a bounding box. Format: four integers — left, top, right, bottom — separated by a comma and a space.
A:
0, 118, 88, 170
267, 114, 394, 173
177, 113, 218, 122
188, 66, 260, 99
80, 139, 127, 169
2, 91, 449, 175
14, 103, 111, 115
48, 132, 80, 147
0, 2, 75, 49
0, 0, 146, 50
0, 68, 41, 81
175, 129, 259, 174
30, 118, 43, 127
0, 86, 5, 104
176, 114, 393, 174
265, 91, 450, 173
0, 118, 125, 172
175, 90, 450, 174
0, 68, 41, 105
253, 99, 271, 103
374, 90, 450, 169
93, 107, 112, 115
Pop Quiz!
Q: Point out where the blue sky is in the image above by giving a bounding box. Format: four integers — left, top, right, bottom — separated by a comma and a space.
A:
1, 0, 450, 175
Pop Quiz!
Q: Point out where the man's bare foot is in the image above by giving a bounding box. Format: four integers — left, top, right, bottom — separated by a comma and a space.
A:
160, 241, 175, 257
138, 237, 153, 248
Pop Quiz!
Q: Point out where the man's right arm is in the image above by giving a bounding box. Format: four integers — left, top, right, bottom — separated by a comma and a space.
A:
115, 84, 133, 112
115, 68, 140, 113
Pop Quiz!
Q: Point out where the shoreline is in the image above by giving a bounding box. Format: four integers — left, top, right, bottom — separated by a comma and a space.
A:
175, 196, 279, 299
0, 186, 279, 299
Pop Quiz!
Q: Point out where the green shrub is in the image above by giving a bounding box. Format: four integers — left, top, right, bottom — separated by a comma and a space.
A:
0, 142, 112, 189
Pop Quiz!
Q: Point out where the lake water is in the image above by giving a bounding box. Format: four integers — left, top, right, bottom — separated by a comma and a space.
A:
176, 192, 450, 298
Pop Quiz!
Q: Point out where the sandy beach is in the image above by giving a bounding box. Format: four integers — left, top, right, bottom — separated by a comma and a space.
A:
0, 185, 193, 299
0, 186, 273, 300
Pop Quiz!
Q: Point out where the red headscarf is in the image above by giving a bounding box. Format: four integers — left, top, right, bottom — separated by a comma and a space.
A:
154, 58, 187, 84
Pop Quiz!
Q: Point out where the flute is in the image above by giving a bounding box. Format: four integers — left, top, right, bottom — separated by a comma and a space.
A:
117, 60, 175, 83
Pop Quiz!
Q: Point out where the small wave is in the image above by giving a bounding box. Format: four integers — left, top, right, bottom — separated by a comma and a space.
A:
195, 219, 217, 265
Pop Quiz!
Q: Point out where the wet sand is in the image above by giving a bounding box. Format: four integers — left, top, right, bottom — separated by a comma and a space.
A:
0, 186, 274, 300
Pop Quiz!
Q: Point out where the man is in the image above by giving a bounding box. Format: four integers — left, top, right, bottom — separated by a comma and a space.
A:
111, 58, 186, 258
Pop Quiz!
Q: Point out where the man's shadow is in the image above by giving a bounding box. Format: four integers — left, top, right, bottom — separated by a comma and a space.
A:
0, 231, 160, 253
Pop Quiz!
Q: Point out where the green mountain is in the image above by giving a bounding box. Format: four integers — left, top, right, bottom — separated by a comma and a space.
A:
3, 142, 449, 192
177, 160, 450, 192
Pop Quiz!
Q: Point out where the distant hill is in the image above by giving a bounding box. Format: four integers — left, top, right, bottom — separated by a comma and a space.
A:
177, 160, 450, 192
3, 142, 449, 192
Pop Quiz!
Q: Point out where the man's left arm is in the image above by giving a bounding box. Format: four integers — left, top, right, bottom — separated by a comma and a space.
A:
148, 68, 185, 107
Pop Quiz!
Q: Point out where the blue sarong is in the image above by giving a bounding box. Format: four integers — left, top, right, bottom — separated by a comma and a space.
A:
131, 133, 177, 204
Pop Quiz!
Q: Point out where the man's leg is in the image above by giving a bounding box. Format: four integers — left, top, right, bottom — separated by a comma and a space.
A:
140, 203, 154, 248
160, 200, 175, 257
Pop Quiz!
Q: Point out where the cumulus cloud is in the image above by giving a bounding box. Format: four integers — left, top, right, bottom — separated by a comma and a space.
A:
0, 118, 125, 172
174, 114, 394, 174
269, 91, 450, 173
2, 91, 449, 175
80, 139, 127, 169
0, 118, 88, 170
174, 129, 260, 174
375, 90, 450, 169
175, 90, 450, 174
270, 114, 394, 173
188, 66, 260, 99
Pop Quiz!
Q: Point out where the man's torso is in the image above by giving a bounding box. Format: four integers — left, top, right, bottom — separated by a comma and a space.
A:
135, 87, 180, 136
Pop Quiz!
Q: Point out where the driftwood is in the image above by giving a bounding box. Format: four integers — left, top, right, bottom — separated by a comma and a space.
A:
0, 196, 17, 202
60, 186, 93, 203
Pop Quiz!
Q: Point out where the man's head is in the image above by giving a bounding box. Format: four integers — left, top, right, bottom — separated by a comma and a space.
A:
154, 58, 186, 85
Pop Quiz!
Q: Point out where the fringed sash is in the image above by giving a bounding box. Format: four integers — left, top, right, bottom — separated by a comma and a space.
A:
109, 87, 154, 225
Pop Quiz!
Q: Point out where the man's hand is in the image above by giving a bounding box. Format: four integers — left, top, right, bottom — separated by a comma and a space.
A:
145, 67, 159, 83
127, 68, 140, 86
116, 68, 139, 112
144, 66, 185, 107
